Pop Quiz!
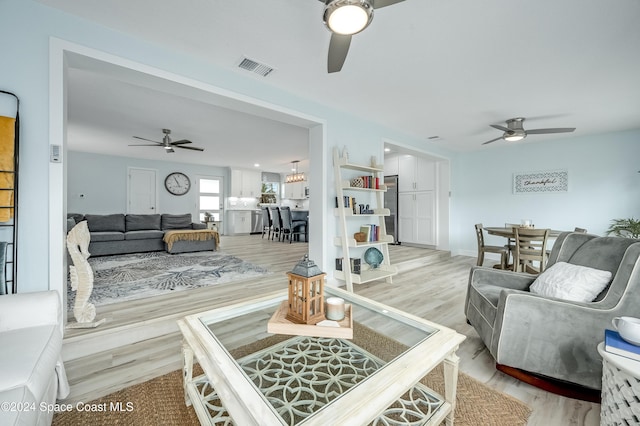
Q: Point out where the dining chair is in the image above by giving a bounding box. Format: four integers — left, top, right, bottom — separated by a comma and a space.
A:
513, 227, 550, 274
269, 206, 282, 241
474, 224, 508, 269
260, 207, 272, 239
504, 223, 520, 260
279, 206, 306, 243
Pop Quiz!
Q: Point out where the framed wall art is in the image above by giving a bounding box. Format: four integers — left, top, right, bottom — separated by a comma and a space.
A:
513, 170, 568, 194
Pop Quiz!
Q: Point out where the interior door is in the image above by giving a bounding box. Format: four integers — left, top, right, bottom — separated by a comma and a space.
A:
128, 168, 157, 214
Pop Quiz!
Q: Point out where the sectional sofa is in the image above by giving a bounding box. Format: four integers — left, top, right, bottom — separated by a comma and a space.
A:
67, 213, 212, 256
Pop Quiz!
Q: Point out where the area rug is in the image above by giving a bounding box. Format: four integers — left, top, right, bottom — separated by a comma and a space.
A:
53, 324, 531, 426
67, 251, 269, 308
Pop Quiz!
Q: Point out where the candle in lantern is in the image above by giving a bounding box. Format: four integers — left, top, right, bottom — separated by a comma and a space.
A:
325, 297, 346, 321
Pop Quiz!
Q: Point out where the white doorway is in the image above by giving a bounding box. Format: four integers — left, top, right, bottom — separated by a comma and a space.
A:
197, 176, 224, 232
128, 167, 158, 214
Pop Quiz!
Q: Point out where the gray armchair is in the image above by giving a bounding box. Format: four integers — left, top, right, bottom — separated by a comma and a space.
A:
465, 232, 640, 392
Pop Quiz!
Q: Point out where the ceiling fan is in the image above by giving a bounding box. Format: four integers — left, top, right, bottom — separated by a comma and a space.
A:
482, 117, 576, 145
129, 128, 204, 153
319, 0, 406, 73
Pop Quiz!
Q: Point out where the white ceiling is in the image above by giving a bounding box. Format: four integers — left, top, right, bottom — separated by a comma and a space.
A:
66, 64, 314, 174
39, 0, 640, 162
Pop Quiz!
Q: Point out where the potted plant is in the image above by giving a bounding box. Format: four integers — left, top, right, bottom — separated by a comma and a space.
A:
606, 218, 640, 238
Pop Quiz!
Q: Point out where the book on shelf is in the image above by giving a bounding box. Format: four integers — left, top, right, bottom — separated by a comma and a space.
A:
335, 257, 361, 274
359, 225, 380, 242
359, 226, 371, 242
336, 196, 358, 214
604, 329, 640, 362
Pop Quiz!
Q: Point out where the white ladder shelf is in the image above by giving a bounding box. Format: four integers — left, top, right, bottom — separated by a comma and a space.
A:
333, 147, 397, 292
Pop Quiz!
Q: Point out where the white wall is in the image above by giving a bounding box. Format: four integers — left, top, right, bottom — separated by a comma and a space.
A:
450, 129, 640, 256
67, 151, 229, 218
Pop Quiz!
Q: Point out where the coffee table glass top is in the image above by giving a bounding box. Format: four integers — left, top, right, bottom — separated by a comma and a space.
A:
186, 286, 459, 425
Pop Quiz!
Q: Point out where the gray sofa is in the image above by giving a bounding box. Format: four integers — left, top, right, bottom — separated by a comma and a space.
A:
465, 231, 640, 391
67, 213, 209, 256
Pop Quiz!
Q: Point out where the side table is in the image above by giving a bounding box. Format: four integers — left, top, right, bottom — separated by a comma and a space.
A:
598, 342, 640, 425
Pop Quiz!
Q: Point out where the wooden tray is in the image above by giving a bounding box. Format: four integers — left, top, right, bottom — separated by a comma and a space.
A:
267, 300, 353, 339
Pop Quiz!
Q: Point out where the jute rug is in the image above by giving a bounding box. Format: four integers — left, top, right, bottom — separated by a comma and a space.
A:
67, 250, 269, 308
53, 324, 531, 426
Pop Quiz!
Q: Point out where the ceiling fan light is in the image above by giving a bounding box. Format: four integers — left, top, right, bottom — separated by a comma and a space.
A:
325, 1, 373, 35
504, 133, 525, 142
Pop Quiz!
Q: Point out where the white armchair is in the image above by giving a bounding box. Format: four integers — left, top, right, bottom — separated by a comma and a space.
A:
0, 291, 69, 425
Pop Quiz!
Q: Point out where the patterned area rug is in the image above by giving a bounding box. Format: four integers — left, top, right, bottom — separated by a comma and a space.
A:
67, 251, 269, 308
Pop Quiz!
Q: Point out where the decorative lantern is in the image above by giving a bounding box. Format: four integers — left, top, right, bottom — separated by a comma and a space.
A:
286, 255, 326, 325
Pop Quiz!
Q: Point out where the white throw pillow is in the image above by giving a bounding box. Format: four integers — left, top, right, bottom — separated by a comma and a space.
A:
530, 262, 612, 302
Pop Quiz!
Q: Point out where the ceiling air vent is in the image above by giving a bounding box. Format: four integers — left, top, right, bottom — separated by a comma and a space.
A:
238, 57, 274, 77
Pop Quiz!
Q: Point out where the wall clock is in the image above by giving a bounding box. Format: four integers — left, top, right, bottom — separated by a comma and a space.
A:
164, 172, 191, 196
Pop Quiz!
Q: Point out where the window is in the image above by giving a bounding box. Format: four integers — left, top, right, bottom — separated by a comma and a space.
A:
198, 177, 223, 222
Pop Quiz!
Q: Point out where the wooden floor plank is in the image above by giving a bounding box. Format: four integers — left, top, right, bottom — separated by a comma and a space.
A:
60, 235, 600, 425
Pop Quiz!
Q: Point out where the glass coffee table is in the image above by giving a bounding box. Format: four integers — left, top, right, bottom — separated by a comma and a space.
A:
178, 286, 465, 425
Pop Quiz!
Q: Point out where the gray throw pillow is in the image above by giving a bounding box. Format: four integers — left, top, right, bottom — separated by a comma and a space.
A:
126, 214, 161, 231
85, 214, 126, 233
161, 214, 192, 230
66, 217, 76, 233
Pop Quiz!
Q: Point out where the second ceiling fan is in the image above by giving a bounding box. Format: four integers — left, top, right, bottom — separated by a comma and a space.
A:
319, 0, 406, 73
482, 118, 576, 145
129, 128, 204, 153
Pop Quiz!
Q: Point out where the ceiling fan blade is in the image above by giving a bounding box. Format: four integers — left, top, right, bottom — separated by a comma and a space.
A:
482, 136, 504, 145
128, 144, 162, 147
490, 124, 510, 132
170, 139, 192, 145
133, 136, 161, 143
176, 145, 205, 151
374, 0, 405, 8
526, 128, 576, 134
328, 33, 352, 73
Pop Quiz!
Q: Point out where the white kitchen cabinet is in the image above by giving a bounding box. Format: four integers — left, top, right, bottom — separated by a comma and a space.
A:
398, 155, 436, 192
230, 169, 261, 198
284, 181, 306, 199
227, 210, 251, 234
398, 191, 436, 245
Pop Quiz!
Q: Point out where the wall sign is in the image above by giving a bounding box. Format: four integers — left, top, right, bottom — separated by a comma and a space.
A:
513, 170, 568, 194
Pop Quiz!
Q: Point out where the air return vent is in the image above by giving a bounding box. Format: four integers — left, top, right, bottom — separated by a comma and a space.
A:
238, 57, 275, 77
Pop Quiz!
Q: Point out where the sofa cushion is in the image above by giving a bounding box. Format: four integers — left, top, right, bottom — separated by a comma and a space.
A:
90, 231, 125, 242
161, 214, 192, 230
530, 261, 612, 302
467, 281, 502, 325
0, 325, 62, 403
66, 217, 76, 233
125, 230, 165, 240
85, 214, 125, 233
126, 214, 161, 231
67, 213, 84, 223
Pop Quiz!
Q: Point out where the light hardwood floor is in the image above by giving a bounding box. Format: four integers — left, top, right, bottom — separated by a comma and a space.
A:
61, 235, 600, 425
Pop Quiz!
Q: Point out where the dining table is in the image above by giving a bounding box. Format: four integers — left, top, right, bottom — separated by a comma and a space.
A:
484, 226, 565, 239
